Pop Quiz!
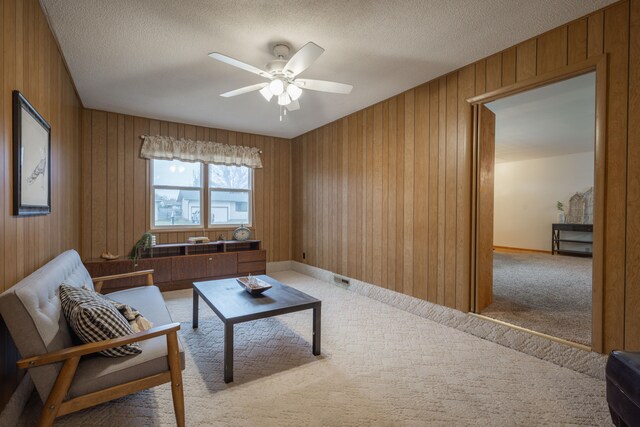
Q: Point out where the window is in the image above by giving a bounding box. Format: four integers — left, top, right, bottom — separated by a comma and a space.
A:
152, 160, 203, 228
150, 160, 252, 229
209, 164, 251, 226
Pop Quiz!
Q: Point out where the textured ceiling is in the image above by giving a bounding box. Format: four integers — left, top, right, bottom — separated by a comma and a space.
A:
40, 0, 615, 138
487, 72, 595, 164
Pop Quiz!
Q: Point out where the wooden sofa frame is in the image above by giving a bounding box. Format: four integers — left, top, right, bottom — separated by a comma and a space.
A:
16, 270, 185, 427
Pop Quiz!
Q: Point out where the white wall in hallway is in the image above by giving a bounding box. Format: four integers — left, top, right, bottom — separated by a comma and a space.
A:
493, 151, 594, 252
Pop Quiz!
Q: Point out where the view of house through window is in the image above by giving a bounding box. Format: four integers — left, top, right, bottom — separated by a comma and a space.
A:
151, 160, 251, 228
152, 159, 202, 227
209, 164, 251, 226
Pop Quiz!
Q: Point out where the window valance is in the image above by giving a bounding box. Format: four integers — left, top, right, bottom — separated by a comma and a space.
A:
140, 135, 263, 169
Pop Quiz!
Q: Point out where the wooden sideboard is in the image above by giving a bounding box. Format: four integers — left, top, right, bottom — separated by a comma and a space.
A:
84, 240, 266, 293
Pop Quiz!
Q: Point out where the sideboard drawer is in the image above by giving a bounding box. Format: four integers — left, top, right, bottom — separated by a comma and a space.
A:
237, 261, 266, 274
237, 250, 266, 263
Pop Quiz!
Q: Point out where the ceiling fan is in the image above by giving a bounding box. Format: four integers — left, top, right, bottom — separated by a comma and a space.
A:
209, 42, 353, 118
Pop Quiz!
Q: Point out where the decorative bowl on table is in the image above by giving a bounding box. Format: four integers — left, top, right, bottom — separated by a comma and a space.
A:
236, 276, 272, 295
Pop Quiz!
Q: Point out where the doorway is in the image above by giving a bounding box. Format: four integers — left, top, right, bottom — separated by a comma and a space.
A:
470, 57, 606, 351
485, 73, 595, 345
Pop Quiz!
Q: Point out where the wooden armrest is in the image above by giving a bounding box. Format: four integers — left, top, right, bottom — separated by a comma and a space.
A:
17, 323, 180, 369
92, 270, 154, 292
92, 269, 154, 283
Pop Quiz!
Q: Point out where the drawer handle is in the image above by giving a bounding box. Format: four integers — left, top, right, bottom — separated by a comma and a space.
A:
208, 258, 212, 261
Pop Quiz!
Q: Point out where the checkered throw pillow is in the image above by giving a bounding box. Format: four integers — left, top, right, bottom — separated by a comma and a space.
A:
59, 284, 142, 357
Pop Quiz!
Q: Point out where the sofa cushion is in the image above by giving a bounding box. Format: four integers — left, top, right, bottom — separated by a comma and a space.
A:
0, 250, 93, 401
67, 285, 185, 398
59, 285, 142, 357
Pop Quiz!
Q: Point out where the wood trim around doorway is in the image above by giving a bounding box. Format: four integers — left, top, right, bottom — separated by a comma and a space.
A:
468, 55, 607, 353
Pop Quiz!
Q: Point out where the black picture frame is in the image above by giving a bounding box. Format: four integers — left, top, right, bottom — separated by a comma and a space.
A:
12, 90, 51, 216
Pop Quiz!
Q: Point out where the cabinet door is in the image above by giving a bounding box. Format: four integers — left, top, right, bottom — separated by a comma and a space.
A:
206, 253, 238, 277
172, 255, 207, 281
137, 258, 172, 284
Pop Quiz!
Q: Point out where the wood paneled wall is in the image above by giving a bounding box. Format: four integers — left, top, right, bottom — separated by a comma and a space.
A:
80, 110, 291, 263
292, 73, 474, 310
0, 0, 83, 411
292, 0, 640, 353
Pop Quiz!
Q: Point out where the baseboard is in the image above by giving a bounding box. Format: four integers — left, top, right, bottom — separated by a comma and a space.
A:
0, 374, 33, 426
289, 261, 606, 380
493, 246, 551, 254
266, 261, 292, 273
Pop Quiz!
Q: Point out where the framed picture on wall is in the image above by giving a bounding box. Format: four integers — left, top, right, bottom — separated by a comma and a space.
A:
12, 90, 51, 216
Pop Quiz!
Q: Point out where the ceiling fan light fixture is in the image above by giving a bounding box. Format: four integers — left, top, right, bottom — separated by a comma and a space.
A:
287, 83, 302, 101
269, 79, 284, 96
278, 92, 291, 106
210, 41, 353, 119
259, 86, 273, 101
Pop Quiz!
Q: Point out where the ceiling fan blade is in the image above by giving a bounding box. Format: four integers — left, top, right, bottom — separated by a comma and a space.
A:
220, 83, 268, 98
286, 100, 300, 111
295, 79, 353, 94
283, 42, 325, 77
209, 52, 271, 79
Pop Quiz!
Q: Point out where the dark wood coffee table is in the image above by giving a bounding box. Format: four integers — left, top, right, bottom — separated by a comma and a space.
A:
192, 275, 321, 383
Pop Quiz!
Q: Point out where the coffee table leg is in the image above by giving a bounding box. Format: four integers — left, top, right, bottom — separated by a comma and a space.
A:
313, 304, 321, 356
224, 322, 234, 383
192, 290, 199, 329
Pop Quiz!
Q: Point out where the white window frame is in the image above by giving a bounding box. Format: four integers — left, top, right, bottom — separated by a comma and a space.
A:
208, 166, 253, 228
149, 161, 253, 230
150, 160, 204, 230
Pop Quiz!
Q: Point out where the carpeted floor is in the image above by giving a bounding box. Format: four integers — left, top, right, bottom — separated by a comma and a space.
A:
18, 271, 607, 426
482, 252, 592, 346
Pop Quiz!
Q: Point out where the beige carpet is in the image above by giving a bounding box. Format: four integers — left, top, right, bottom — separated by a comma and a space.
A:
482, 252, 592, 345
18, 271, 609, 426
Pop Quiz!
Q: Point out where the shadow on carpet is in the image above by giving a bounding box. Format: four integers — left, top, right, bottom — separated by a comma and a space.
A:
186, 317, 321, 391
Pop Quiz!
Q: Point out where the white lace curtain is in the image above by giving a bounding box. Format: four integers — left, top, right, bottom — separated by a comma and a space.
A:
140, 135, 263, 168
